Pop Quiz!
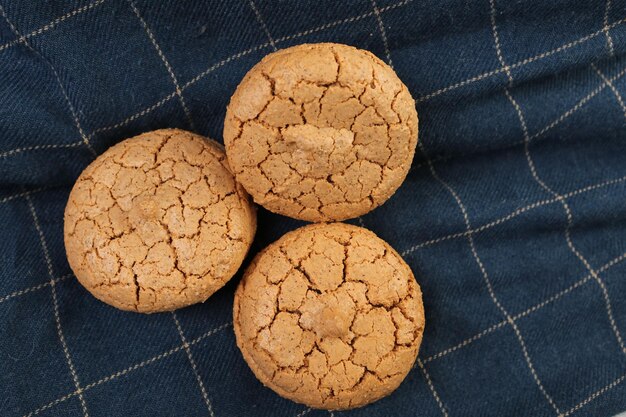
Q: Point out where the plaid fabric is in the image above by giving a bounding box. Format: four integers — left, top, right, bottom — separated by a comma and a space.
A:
1, 0, 626, 416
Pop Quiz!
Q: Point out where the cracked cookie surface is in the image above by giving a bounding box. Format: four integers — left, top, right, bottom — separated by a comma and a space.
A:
64, 129, 256, 313
233, 223, 424, 410
224, 43, 418, 222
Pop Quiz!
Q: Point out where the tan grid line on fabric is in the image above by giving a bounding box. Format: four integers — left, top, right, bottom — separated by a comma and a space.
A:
401, 172, 626, 255
0, 4, 97, 156
248, 0, 277, 50
88, 90, 179, 138
272, 0, 412, 45
294, 407, 311, 417
86, 46, 262, 137
40, 0, 611, 153
422, 321, 508, 364
1, 4, 620, 416
4, 166, 623, 412
506, 62, 626, 360
0, 0, 621, 163
512, 251, 626, 321
24, 194, 89, 417
171, 312, 216, 417
604, 0, 615, 56
591, 62, 626, 119
413, 51, 620, 168
367, 10, 449, 413
181, 43, 271, 91
489, 0, 512, 83
370, 0, 394, 68
84, 0, 412, 141
0, 186, 46, 205
496, 6, 626, 411
0, 53, 608, 203
127, 0, 195, 130
0, 142, 83, 159
5, 0, 620, 163
253, 2, 277, 53
440, 4, 586, 391
419, 140, 561, 414
416, 358, 449, 416
20, 248, 626, 416
516, 79, 626, 379
0, 0, 616, 160
0, 273, 71, 304
0, 0, 106, 53
510, 61, 624, 142
560, 373, 626, 417
415, 15, 626, 103
494, 4, 626, 412
422, 250, 626, 365
410, 61, 626, 178
529, 64, 626, 140
24, 322, 232, 417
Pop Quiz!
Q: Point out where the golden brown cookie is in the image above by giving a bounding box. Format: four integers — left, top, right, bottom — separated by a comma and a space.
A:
224, 43, 418, 222
64, 129, 256, 313
233, 223, 424, 410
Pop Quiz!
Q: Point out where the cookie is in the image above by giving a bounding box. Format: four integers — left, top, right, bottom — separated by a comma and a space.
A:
233, 223, 424, 410
224, 43, 418, 222
64, 129, 256, 313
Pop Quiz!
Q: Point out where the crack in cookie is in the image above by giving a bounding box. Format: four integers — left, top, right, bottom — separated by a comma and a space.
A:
233, 223, 424, 410
64, 129, 256, 313
224, 43, 418, 222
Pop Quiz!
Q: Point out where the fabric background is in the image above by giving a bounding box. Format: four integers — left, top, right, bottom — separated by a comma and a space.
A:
1, 0, 626, 416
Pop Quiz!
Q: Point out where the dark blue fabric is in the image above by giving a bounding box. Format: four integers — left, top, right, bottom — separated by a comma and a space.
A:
1, 0, 626, 416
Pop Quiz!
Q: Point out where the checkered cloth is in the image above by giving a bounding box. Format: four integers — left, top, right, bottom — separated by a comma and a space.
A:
1, 0, 626, 416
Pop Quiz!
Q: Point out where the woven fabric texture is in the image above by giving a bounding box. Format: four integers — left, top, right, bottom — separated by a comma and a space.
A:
1, 0, 626, 416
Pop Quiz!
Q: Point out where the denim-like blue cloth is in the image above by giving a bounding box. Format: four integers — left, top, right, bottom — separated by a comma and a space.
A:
1, 0, 626, 416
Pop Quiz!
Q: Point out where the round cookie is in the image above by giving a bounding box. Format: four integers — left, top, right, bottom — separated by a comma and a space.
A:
233, 223, 424, 410
64, 129, 256, 313
224, 43, 418, 222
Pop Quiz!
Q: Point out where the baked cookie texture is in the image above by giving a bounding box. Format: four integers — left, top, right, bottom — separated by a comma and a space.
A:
233, 223, 424, 410
224, 43, 418, 222
64, 129, 256, 313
